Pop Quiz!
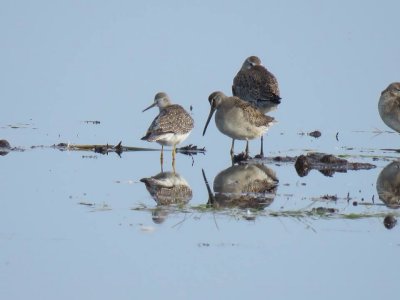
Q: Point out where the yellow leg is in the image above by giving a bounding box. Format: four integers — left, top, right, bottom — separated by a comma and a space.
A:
160, 145, 164, 167
172, 157, 176, 174
172, 144, 177, 173
172, 144, 176, 162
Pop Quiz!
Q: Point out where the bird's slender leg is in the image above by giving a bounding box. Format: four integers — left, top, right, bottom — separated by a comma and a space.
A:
245, 140, 249, 157
260, 136, 264, 158
172, 144, 177, 173
172, 144, 176, 163
172, 158, 176, 174
160, 145, 164, 167
230, 139, 235, 158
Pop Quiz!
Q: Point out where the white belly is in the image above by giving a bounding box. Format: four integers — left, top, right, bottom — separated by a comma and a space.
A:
155, 131, 191, 146
215, 109, 268, 140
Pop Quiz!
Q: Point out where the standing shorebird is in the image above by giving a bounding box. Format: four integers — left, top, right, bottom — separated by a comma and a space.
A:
232, 55, 281, 113
203, 91, 275, 158
232, 56, 281, 156
378, 82, 400, 133
141, 92, 194, 164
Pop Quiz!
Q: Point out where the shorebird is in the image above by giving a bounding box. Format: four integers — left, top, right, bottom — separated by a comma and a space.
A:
232, 56, 280, 156
232, 55, 281, 114
202, 163, 278, 210
378, 82, 400, 133
203, 91, 275, 158
141, 92, 194, 164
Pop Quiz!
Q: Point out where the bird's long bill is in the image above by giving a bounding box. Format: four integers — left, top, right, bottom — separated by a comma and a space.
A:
202, 106, 216, 136
201, 169, 215, 206
142, 102, 157, 112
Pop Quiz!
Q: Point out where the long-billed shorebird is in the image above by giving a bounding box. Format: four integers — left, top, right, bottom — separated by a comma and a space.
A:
232, 56, 281, 156
141, 92, 194, 164
232, 55, 281, 113
378, 82, 400, 133
203, 91, 275, 158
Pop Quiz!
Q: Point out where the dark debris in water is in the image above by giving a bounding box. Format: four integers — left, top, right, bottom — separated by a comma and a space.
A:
320, 194, 338, 201
298, 130, 322, 138
51, 141, 205, 156
177, 144, 206, 156
83, 120, 101, 125
294, 152, 376, 177
308, 130, 322, 138
232, 151, 250, 164
383, 215, 397, 230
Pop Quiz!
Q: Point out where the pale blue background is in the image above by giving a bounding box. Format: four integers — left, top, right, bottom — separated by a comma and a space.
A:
1, 1, 399, 300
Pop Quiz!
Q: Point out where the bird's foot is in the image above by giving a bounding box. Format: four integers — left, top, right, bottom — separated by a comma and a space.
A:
254, 153, 264, 159
232, 151, 252, 164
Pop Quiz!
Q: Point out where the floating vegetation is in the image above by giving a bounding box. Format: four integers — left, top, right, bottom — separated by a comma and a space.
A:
51, 141, 205, 156
130, 202, 400, 228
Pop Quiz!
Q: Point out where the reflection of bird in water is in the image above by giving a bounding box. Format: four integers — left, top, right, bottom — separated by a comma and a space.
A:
232, 55, 281, 114
202, 163, 278, 210
378, 82, 400, 133
141, 92, 194, 165
0, 139, 11, 156
140, 171, 192, 224
376, 161, 400, 209
140, 171, 192, 205
203, 91, 275, 158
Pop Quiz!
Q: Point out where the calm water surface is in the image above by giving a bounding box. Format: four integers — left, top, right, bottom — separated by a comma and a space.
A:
1, 1, 400, 300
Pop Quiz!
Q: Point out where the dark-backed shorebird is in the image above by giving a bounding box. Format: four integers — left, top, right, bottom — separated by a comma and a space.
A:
378, 82, 400, 133
232, 55, 281, 113
232, 56, 280, 157
203, 91, 275, 158
141, 92, 194, 163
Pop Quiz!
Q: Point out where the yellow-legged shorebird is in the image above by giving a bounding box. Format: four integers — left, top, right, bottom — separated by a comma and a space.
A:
203, 91, 275, 158
232, 55, 281, 113
378, 82, 400, 133
141, 92, 194, 163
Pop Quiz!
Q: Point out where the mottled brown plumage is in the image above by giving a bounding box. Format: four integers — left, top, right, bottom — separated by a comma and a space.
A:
203, 91, 275, 157
140, 171, 192, 206
142, 92, 194, 163
378, 82, 400, 133
202, 164, 278, 211
232, 56, 281, 112
376, 161, 400, 209
230, 97, 275, 128
142, 104, 194, 141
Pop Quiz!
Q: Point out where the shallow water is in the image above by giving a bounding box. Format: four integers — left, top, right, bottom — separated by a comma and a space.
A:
1, 1, 400, 300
